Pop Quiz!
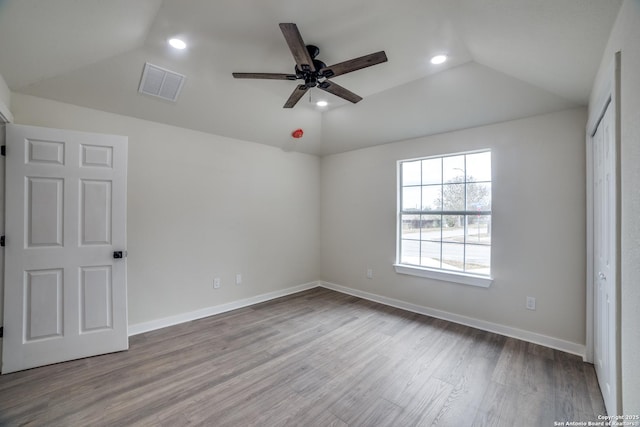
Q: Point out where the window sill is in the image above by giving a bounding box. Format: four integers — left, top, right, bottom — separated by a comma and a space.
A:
393, 264, 493, 288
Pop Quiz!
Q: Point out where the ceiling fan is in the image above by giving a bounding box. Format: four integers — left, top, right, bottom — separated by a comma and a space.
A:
232, 23, 388, 108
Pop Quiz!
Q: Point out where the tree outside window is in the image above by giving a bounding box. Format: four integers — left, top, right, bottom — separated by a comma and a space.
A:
398, 150, 491, 276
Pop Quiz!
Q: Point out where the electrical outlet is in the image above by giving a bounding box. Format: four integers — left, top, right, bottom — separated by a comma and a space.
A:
236, 274, 242, 285
526, 296, 536, 310
213, 277, 221, 289
366, 268, 373, 279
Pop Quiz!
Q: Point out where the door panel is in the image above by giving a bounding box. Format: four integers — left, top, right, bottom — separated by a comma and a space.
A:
27, 177, 64, 247
27, 139, 65, 165
80, 180, 112, 245
25, 269, 64, 341
2, 124, 128, 374
81, 144, 113, 168
80, 265, 113, 332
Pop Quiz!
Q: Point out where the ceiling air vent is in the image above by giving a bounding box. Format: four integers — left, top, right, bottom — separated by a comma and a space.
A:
138, 62, 185, 102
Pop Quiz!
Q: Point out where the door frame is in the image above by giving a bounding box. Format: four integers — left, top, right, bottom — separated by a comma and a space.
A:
586, 50, 621, 413
0, 109, 9, 358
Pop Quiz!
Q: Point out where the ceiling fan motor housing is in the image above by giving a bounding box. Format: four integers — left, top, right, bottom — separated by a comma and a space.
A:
232, 23, 387, 108
295, 46, 328, 87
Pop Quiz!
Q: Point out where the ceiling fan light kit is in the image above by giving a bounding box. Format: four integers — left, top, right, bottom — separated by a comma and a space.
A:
233, 23, 388, 108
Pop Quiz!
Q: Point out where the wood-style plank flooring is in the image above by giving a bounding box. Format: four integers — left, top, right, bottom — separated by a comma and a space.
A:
0, 288, 605, 426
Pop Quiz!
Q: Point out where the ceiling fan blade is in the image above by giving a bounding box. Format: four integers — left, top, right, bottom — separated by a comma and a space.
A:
284, 84, 309, 108
279, 23, 316, 72
318, 80, 362, 103
320, 51, 388, 78
232, 73, 297, 80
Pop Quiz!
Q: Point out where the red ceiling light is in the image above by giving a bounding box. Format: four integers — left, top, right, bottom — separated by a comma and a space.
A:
291, 128, 304, 138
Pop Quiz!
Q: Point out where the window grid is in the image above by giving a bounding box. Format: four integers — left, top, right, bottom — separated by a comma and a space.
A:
398, 151, 491, 276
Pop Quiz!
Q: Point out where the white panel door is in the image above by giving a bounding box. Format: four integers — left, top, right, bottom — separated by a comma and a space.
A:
2, 124, 128, 374
593, 103, 618, 415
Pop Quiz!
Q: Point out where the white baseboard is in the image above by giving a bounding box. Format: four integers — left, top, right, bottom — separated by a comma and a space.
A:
128, 281, 320, 336
319, 281, 587, 360
128, 279, 586, 360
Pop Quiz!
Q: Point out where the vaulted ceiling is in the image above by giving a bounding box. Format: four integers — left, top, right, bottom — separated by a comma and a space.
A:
0, 0, 621, 155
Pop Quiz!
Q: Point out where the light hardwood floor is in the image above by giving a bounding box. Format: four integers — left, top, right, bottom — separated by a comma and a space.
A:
0, 288, 605, 426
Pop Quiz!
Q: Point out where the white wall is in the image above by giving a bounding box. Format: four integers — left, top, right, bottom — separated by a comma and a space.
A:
7, 93, 320, 327
321, 108, 587, 347
590, 0, 640, 415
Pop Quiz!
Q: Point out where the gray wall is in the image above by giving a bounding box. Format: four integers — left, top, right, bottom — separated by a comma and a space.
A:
7, 93, 321, 327
320, 108, 587, 347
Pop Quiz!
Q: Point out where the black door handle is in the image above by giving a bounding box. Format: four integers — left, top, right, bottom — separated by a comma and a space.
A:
113, 251, 124, 259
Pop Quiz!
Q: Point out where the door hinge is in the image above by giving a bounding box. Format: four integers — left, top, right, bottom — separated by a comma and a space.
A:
0, 235, 4, 247
1, 145, 5, 156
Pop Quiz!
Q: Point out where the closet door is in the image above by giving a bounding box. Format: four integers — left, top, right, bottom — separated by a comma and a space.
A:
592, 103, 618, 415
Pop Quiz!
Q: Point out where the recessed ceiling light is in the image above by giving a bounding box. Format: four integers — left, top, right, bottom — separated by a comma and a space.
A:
168, 38, 187, 50
316, 100, 328, 107
430, 54, 447, 65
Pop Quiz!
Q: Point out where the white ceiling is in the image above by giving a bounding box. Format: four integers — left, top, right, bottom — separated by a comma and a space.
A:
0, 0, 621, 155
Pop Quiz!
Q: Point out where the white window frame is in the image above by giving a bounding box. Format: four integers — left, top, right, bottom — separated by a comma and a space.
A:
394, 149, 493, 288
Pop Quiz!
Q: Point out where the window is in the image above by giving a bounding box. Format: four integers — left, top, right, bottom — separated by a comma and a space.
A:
395, 150, 492, 287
